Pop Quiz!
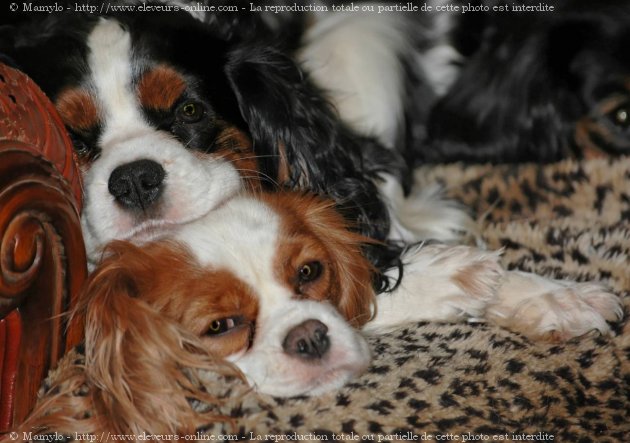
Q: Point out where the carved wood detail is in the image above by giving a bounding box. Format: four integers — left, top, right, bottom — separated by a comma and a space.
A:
0, 64, 86, 430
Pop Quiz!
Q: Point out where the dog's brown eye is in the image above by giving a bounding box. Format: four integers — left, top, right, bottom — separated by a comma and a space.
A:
68, 131, 99, 162
74, 140, 90, 157
178, 101, 204, 123
205, 317, 239, 336
298, 261, 323, 283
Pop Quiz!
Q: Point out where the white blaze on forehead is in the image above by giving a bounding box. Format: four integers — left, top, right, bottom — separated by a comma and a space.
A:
87, 19, 149, 144
176, 197, 292, 309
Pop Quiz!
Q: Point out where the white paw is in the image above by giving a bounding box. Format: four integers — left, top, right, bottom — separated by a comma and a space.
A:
364, 244, 504, 334
487, 271, 624, 341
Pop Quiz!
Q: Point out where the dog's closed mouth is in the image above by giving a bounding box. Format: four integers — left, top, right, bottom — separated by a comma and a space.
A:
122, 219, 179, 243
123, 193, 239, 243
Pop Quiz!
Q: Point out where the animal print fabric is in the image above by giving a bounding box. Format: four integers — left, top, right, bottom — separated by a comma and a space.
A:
36, 158, 630, 442
188, 158, 630, 441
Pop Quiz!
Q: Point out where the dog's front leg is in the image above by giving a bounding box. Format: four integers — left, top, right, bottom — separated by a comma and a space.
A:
362, 244, 624, 341
485, 270, 624, 341
362, 243, 504, 334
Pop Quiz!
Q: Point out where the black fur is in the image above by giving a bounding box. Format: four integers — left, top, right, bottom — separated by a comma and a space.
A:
419, 0, 630, 164
2, 6, 409, 292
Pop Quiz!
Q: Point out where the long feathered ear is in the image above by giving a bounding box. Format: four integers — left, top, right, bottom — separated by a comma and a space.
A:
266, 193, 377, 328
303, 196, 377, 328
224, 45, 408, 283
77, 241, 239, 434
225, 45, 338, 187
224, 45, 408, 190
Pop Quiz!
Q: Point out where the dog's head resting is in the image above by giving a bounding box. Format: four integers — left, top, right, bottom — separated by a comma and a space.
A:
4, 14, 254, 259
75, 192, 374, 433
3, 12, 404, 280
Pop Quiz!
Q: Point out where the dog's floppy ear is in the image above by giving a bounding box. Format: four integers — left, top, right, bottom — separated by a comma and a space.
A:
225, 45, 337, 186
76, 241, 236, 434
225, 45, 407, 280
291, 193, 377, 328
225, 45, 407, 188
306, 197, 377, 327
426, 24, 578, 163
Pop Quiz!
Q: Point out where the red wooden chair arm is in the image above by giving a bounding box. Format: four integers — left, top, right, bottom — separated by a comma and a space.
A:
0, 63, 87, 431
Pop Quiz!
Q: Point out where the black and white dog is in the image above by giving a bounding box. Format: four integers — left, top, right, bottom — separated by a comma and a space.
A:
1, 1, 473, 285
1, 2, 622, 350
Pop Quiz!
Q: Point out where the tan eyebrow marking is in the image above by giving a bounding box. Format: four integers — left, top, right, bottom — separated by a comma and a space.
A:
56, 88, 100, 131
137, 64, 187, 111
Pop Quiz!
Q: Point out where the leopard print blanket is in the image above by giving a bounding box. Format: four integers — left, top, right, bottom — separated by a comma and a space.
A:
25, 158, 630, 442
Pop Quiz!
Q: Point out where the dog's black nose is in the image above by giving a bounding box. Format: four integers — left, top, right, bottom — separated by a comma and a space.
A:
108, 159, 165, 210
283, 319, 330, 360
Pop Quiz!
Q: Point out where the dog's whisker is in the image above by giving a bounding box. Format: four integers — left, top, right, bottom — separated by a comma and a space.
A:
225, 153, 281, 162
236, 169, 281, 188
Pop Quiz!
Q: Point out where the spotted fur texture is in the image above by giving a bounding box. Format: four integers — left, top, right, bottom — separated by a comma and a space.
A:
20, 157, 630, 441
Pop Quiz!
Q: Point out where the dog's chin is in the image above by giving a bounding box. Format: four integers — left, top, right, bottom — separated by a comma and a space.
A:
122, 195, 237, 245
249, 362, 369, 398
300, 364, 369, 397
84, 192, 240, 265
236, 344, 372, 397
122, 220, 178, 244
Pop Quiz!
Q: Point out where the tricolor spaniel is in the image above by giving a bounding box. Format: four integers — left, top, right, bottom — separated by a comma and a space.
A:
1, 5, 625, 434
0, 3, 471, 290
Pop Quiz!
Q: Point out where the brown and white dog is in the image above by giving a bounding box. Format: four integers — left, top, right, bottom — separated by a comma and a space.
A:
2, 7, 625, 435
78, 190, 623, 398
13, 189, 623, 435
